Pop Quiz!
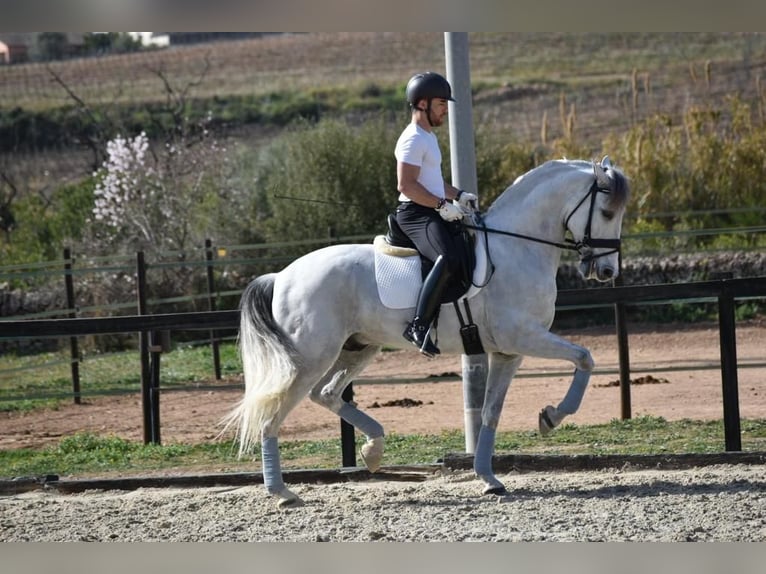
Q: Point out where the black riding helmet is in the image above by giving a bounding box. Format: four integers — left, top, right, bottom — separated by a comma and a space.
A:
406, 72, 454, 127
405, 72, 455, 108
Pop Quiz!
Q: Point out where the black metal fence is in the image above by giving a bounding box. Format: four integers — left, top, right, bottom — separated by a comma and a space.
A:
2, 275, 765, 458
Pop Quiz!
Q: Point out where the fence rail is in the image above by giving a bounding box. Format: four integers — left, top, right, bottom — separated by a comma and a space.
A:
2, 275, 765, 458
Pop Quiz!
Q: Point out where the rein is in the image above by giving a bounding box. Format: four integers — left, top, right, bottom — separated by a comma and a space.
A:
461, 178, 621, 288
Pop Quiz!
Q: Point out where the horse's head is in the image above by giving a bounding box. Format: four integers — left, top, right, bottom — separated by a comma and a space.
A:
564, 156, 630, 282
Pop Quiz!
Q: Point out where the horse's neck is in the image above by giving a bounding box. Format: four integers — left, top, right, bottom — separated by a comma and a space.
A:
485, 172, 571, 244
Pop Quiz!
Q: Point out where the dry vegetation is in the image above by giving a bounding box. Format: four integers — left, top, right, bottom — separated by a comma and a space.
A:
3, 32, 766, 145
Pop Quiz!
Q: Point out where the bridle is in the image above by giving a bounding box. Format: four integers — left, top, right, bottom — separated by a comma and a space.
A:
462, 177, 621, 287
562, 178, 622, 261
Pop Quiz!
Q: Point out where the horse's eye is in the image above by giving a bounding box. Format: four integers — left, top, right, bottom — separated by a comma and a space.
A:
601, 209, 615, 221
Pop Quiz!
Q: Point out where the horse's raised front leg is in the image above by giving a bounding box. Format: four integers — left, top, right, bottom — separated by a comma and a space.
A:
538, 368, 591, 436
308, 345, 385, 472
509, 327, 595, 436
474, 352, 523, 496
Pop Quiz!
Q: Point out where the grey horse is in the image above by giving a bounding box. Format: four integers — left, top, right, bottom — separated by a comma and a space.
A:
223, 156, 630, 507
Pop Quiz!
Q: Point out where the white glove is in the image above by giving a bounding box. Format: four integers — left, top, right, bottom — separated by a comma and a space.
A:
437, 201, 463, 222
455, 190, 478, 210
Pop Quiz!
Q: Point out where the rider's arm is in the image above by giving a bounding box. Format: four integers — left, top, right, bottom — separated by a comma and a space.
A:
397, 161, 445, 209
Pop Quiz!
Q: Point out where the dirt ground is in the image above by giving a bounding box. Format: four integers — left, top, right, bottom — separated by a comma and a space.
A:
2, 320, 765, 450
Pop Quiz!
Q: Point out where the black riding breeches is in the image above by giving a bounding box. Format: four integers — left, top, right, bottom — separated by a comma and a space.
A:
395, 202, 463, 277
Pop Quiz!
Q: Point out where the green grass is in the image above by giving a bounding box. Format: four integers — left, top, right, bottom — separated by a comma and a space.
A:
3, 416, 766, 479
0, 340, 243, 412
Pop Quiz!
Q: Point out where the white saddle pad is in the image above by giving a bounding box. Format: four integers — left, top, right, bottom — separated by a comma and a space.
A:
373, 233, 488, 310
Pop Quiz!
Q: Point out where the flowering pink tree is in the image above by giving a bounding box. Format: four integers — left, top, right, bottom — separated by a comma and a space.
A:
91, 120, 232, 256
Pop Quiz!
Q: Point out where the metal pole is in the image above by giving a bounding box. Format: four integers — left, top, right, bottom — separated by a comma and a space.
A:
444, 33, 478, 198
445, 32, 486, 453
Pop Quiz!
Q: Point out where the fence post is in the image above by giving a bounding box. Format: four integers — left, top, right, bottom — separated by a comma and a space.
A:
613, 255, 632, 419
63, 247, 81, 405
614, 302, 632, 419
148, 330, 162, 445
340, 384, 356, 467
718, 282, 742, 451
205, 239, 222, 380
136, 251, 154, 445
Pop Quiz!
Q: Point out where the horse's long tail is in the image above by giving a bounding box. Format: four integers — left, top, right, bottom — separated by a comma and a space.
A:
220, 273, 299, 457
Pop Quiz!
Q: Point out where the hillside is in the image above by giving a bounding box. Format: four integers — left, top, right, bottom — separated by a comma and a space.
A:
2, 32, 766, 272
2, 32, 765, 147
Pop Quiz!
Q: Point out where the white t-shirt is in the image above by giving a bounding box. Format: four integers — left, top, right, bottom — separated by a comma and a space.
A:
394, 123, 445, 203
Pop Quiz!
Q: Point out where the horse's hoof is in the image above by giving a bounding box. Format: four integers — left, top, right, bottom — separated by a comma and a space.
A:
276, 488, 305, 509
277, 496, 305, 509
483, 485, 509, 496
360, 436, 384, 473
538, 405, 558, 436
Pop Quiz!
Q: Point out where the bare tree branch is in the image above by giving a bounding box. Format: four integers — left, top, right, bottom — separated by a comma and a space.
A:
46, 65, 112, 170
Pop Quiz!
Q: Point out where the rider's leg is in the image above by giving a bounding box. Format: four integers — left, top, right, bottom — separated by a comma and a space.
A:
396, 204, 462, 357
403, 255, 451, 356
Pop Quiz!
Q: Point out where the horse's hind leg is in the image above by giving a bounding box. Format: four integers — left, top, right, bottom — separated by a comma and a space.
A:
261, 427, 303, 508
309, 344, 385, 471
260, 354, 343, 509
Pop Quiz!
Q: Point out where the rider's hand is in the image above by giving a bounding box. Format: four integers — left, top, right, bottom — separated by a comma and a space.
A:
455, 190, 478, 210
437, 201, 463, 222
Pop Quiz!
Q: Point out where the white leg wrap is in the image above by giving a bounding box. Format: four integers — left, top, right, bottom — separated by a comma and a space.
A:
338, 403, 384, 439
474, 425, 506, 495
261, 436, 285, 494
558, 368, 590, 414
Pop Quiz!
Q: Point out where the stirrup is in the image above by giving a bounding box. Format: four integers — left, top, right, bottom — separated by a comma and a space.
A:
403, 323, 440, 357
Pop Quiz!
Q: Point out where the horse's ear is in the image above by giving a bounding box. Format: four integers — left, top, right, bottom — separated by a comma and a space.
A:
593, 158, 610, 188
600, 155, 612, 169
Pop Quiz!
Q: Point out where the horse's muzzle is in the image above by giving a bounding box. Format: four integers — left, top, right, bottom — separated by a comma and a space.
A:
579, 253, 617, 282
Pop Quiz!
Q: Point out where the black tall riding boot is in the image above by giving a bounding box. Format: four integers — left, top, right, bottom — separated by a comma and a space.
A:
403, 255, 451, 357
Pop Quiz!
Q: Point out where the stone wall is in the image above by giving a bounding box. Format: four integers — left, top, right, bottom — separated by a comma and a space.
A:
556, 251, 766, 291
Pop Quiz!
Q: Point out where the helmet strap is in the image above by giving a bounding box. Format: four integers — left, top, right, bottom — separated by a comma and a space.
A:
425, 100, 435, 126
415, 99, 435, 127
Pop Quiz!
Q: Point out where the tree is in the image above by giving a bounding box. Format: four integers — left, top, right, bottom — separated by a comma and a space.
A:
90, 125, 233, 256
257, 117, 398, 247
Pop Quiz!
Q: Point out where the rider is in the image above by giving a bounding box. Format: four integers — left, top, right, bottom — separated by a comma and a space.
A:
395, 71, 477, 357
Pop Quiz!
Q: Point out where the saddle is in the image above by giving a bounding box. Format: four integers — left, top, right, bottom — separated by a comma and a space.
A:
383, 213, 476, 304
378, 213, 486, 355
